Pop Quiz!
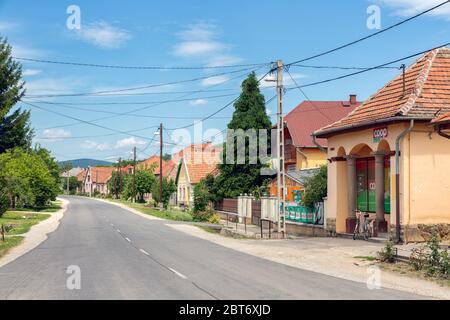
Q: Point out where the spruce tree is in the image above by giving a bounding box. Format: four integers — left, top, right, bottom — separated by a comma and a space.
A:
214, 72, 272, 199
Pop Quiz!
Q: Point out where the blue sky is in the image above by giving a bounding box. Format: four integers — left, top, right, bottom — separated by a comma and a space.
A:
0, 0, 449, 162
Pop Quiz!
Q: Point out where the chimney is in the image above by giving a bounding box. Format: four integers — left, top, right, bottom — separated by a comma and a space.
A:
349, 94, 357, 105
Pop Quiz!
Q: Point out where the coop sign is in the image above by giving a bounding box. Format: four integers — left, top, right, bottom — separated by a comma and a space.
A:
373, 127, 388, 143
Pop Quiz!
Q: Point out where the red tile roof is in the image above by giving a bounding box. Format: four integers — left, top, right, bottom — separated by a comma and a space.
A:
76, 169, 87, 183
173, 143, 222, 164
285, 98, 360, 147
316, 47, 450, 137
89, 167, 115, 184
138, 155, 177, 179
185, 163, 219, 184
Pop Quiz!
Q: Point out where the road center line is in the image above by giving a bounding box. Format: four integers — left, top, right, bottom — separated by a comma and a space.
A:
116, 229, 121, 233
169, 267, 188, 280
125, 237, 131, 243
139, 249, 150, 256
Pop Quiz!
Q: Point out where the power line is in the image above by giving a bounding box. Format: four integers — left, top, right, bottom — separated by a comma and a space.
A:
33, 66, 263, 131
290, 64, 399, 70
22, 101, 155, 142
286, 0, 450, 66
24, 66, 257, 98
165, 68, 277, 131
285, 69, 334, 121
285, 43, 450, 90
14, 56, 270, 70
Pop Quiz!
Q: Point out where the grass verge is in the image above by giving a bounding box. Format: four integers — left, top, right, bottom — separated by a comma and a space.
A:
0, 211, 51, 235
379, 261, 450, 288
109, 199, 194, 222
0, 236, 24, 258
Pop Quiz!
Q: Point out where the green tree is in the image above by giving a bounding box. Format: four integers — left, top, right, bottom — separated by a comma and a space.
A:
0, 149, 59, 209
0, 109, 33, 153
108, 171, 125, 198
0, 37, 25, 121
123, 170, 156, 202
65, 176, 81, 195
214, 72, 272, 199
152, 178, 176, 208
33, 145, 61, 185
302, 165, 327, 208
193, 179, 211, 213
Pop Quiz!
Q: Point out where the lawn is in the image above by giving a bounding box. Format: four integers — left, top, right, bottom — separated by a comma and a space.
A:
111, 199, 194, 222
0, 211, 51, 235
0, 236, 24, 258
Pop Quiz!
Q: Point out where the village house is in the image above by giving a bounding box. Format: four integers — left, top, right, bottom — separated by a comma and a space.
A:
83, 165, 133, 196
269, 95, 361, 202
314, 47, 450, 243
174, 143, 222, 208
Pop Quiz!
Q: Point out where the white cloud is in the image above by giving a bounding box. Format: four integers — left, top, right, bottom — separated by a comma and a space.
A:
379, 0, 450, 19
25, 77, 84, 96
173, 41, 225, 57
11, 44, 45, 58
22, 69, 42, 77
41, 129, 71, 142
189, 99, 208, 106
173, 22, 229, 60
81, 140, 111, 151
74, 21, 132, 49
114, 137, 146, 149
201, 75, 230, 86
206, 55, 243, 68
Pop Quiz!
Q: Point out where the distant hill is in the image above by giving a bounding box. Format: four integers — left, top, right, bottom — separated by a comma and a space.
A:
58, 159, 114, 169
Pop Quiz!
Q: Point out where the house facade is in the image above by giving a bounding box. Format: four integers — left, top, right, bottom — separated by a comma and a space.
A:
175, 143, 222, 208
314, 47, 450, 243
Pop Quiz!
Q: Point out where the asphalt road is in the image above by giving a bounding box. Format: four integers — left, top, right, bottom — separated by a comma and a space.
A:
0, 196, 424, 300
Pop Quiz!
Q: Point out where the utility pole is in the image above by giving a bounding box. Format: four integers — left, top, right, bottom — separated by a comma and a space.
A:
159, 123, 163, 208
66, 170, 70, 195
276, 60, 286, 238
119, 158, 122, 196
133, 146, 137, 203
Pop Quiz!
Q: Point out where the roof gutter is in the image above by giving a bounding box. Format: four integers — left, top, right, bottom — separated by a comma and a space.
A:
395, 119, 414, 244
315, 116, 430, 139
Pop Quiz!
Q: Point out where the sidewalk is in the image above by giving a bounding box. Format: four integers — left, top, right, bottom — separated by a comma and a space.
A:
167, 222, 450, 300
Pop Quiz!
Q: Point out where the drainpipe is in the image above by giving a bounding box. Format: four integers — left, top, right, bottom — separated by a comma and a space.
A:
395, 120, 414, 244
312, 135, 327, 153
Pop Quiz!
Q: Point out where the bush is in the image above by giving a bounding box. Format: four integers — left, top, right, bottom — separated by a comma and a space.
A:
378, 241, 397, 263
410, 247, 426, 271
302, 165, 327, 208
208, 213, 221, 224
192, 208, 217, 222
193, 180, 211, 213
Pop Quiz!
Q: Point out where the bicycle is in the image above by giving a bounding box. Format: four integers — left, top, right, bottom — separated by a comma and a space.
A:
353, 210, 373, 241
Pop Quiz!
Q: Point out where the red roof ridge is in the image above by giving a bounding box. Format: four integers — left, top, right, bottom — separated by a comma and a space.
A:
399, 48, 438, 116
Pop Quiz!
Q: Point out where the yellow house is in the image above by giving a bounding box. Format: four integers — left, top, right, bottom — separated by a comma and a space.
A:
175, 143, 222, 208
314, 47, 450, 243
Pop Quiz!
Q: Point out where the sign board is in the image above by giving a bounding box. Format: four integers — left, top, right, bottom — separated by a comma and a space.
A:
373, 127, 388, 143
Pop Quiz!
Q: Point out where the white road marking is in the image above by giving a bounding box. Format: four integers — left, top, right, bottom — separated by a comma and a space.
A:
125, 237, 131, 243
110, 223, 114, 227
169, 267, 187, 279
116, 229, 121, 233
139, 249, 150, 256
